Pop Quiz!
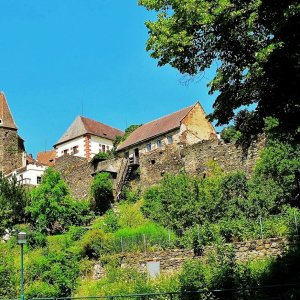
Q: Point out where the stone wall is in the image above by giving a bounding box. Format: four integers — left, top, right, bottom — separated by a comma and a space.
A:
0, 128, 24, 175
93, 237, 296, 279
54, 155, 93, 200
139, 136, 265, 189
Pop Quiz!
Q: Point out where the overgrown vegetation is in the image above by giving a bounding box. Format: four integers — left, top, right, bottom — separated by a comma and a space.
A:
1, 126, 299, 298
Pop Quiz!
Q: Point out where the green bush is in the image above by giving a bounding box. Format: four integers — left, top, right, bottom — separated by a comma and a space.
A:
220, 126, 242, 143
80, 228, 111, 258
90, 172, 114, 214
26, 250, 80, 296
27, 168, 92, 233
0, 174, 28, 235
25, 281, 60, 298
0, 244, 17, 297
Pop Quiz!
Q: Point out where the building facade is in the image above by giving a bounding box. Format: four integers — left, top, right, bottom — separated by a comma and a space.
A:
117, 102, 216, 161
54, 116, 124, 160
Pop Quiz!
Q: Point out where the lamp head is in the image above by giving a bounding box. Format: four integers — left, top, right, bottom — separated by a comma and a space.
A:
17, 232, 27, 244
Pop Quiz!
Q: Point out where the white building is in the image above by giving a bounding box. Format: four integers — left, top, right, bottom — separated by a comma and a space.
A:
54, 116, 124, 160
7, 160, 47, 186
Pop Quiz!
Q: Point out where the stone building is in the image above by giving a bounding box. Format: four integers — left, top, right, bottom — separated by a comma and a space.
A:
54, 116, 124, 160
0, 92, 26, 175
116, 102, 216, 162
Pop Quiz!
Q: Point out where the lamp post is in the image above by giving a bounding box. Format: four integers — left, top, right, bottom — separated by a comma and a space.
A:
17, 232, 27, 300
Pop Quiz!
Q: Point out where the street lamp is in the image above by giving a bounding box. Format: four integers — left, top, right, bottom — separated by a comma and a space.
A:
17, 232, 27, 300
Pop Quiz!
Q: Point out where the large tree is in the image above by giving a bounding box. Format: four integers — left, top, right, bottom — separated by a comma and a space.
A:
139, 0, 300, 137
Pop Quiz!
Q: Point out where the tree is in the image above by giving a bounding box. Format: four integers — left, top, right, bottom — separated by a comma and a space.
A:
27, 168, 92, 233
114, 124, 142, 148
90, 172, 114, 214
139, 0, 300, 138
0, 175, 28, 234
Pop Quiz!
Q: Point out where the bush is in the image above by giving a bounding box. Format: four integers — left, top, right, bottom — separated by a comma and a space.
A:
90, 172, 114, 214
0, 174, 28, 235
80, 228, 111, 258
27, 168, 92, 233
220, 126, 242, 143
25, 281, 60, 298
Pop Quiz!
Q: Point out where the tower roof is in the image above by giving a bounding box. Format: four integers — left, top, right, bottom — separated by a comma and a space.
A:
0, 92, 17, 129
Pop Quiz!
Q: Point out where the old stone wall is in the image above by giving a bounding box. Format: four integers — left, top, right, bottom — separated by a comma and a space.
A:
93, 237, 296, 279
139, 136, 265, 189
54, 155, 93, 200
0, 128, 24, 175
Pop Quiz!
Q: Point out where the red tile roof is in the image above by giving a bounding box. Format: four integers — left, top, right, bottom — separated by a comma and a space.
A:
117, 104, 195, 151
0, 92, 17, 129
37, 150, 56, 166
54, 116, 124, 146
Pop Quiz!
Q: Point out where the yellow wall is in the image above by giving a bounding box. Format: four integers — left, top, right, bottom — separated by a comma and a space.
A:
181, 102, 216, 144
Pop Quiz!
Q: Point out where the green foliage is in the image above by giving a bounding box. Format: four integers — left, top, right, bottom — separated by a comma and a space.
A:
27, 168, 92, 233
26, 281, 60, 298
80, 228, 111, 258
220, 126, 242, 143
26, 250, 80, 297
0, 174, 28, 234
114, 124, 142, 147
0, 244, 17, 297
90, 172, 114, 214
139, 0, 300, 138
91, 151, 113, 163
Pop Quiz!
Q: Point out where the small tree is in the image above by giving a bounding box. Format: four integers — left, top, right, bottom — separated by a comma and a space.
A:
90, 172, 114, 214
27, 168, 92, 233
0, 175, 28, 235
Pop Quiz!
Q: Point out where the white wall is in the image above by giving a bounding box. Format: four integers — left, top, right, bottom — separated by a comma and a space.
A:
90, 135, 114, 157
56, 136, 86, 158
13, 164, 47, 186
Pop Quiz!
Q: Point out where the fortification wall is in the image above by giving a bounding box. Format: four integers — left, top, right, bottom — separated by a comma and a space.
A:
139, 136, 265, 189
54, 155, 93, 200
93, 237, 295, 279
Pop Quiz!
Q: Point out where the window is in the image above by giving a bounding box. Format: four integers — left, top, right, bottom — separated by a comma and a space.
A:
63, 149, 68, 155
102, 144, 106, 152
157, 139, 162, 148
37, 176, 42, 184
125, 151, 129, 158
72, 146, 79, 155
146, 142, 152, 152
106, 145, 110, 152
167, 135, 173, 144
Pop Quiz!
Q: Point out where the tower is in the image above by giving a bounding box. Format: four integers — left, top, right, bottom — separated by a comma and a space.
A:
0, 92, 25, 175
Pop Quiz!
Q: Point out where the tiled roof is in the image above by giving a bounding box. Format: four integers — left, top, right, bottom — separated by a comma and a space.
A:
0, 92, 17, 129
117, 104, 195, 151
26, 155, 35, 164
37, 150, 56, 166
54, 116, 124, 146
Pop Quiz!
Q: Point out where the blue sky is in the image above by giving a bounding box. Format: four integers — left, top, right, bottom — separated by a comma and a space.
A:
0, 1, 219, 157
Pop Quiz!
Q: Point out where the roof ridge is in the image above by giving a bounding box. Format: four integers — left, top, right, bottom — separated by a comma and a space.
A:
140, 103, 195, 126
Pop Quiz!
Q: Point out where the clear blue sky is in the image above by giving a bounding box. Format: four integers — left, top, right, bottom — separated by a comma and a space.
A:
0, 1, 219, 157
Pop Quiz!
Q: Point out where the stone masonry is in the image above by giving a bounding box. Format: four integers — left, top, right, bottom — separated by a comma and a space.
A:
93, 237, 296, 279
139, 136, 265, 189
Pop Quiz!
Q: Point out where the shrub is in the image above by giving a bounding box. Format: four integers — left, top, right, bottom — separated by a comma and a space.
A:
27, 168, 92, 233
0, 174, 28, 235
220, 126, 242, 143
90, 172, 114, 214
80, 228, 111, 258
25, 281, 60, 298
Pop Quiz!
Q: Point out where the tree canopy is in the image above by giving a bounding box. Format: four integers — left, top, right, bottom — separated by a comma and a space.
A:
139, 0, 300, 138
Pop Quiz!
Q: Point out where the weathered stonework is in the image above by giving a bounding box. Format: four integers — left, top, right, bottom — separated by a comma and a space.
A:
139, 136, 265, 189
54, 155, 93, 200
0, 128, 24, 175
92, 237, 296, 279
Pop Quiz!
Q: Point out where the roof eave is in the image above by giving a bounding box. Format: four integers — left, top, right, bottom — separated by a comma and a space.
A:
117, 126, 180, 152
